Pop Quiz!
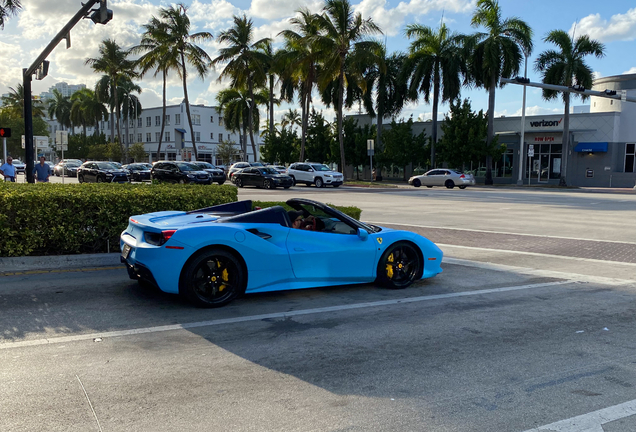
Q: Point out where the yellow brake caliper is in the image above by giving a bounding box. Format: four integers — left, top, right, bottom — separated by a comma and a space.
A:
219, 267, 229, 292
385, 253, 394, 279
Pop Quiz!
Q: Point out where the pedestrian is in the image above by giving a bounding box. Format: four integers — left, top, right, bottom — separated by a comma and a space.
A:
0, 156, 16, 182
33, 156, 52, 183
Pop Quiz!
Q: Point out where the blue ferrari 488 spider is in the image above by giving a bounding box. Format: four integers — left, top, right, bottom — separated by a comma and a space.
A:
120, 199, 443, 307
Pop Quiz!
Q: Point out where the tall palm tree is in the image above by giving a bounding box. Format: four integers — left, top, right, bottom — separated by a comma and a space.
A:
257, 40, 280, 139
117, 79, 142, 151
535, 30, 604, 186
81, 88, 108, 136
1, 84, 45, 118
70, 88, 94, 136
85, 38, 137, 148
469, 0, 532, 184
279, 8, 323, 161
213, 15, 270, 162
131, 16, 178, 158
47, 88, 71, 132
216, 87, 267, 160
280, 108, 301, 132
0, 0, 21, 29
314, 0, 382, 176
404, 23, 466, 168
160, 4, 213, 161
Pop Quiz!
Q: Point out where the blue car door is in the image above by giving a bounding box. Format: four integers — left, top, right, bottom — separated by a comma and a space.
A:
286, 229, 377, 283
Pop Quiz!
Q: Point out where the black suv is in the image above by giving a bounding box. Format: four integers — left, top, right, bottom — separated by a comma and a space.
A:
192, 161, 226, 185
151, 161, 211, 184
78, 161, 130, 183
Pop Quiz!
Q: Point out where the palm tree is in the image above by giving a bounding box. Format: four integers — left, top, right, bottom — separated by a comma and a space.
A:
280, 108, 301, 132
1, 84, 45, 118
314, 0, 382, 177
535, 30, 604, 186
279, 8, 323, 161
216, 87, 267, 160
131, 16, 178, 158
85, 38, 137, 149
70, 88, 94, 136
469, 0, 532, 184
213, 15, 270, 162
404, 23, 466, 168
117, 79, 142, 151
160, 4, 213, 161
0, 0, 21, 29
257, 40, 279, 139
47, 88, 71, 132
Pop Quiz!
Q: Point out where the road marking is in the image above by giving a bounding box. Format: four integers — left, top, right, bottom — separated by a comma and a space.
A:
370, 221, 636, 245
0, 280, 572, 350
0, 266, 121, 277
522, 398, 636, 431
438, 244, 636, 267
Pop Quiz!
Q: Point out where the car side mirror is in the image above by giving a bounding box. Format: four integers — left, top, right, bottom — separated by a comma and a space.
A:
308, 168, 314, 172
357, 228, 369, 241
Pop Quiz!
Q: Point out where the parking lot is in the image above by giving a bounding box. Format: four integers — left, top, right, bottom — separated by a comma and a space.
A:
2, 186, 636, 431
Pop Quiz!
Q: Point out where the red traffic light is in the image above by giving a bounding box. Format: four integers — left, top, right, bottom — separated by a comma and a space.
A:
0, 127, 11, 138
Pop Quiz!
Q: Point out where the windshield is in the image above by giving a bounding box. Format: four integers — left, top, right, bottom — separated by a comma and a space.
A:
66, 162, 81, 167
260, 167, 279, 175
96, 162, 118, 170
197, 162, 213, 169
176, 163, 198, 172
311, 164, 331, 172
251, 162, 264, 167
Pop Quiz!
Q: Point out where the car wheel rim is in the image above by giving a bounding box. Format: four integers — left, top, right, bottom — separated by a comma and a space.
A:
384, 245, 419, 287
264, 180, 270, 188
316, 179, 322, 187
191, 256, 239, 303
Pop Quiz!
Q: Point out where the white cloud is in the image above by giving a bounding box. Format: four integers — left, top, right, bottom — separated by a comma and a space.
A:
623, 67, 636, 74
249, 0, 322, 21
570, 8, 636, 43
495, 106, 563, 117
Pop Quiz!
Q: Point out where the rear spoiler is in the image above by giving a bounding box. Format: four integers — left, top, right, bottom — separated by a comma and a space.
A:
186, 200, 253, 215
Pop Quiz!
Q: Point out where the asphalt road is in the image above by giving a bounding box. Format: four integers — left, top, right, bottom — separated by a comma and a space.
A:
2, 185, 636, 431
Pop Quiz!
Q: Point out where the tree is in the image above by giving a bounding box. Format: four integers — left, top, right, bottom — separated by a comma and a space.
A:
128, 142, 148, 162
0, 0, 21, 29
260, 129, 299, 165
280, 109, 301, 132
70, 88, 106, 137
535, 30, 605, 186
437, 98, 504, 171
314, 0, 382, 177
342, 117, 374, 179
159, 4, 213, 161
85, 39, 137, 149
1, 84, 45, 118
131, 15, 177, 159
216, 139, 240, 165
0, 106, 48, 158
404, 23, 466, 168
469, 0, 532, 184
381, 118, 428, 180
214, 15, 270, 163
117, 78, 142, 154
47, 88, 72, 133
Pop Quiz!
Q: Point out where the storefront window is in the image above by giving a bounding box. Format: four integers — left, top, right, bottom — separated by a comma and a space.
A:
625, 143, 635, 173
526, 143, 561, 180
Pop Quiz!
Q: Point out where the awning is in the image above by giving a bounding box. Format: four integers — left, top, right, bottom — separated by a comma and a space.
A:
175, 128, 187, 134
574, 142, 608, 152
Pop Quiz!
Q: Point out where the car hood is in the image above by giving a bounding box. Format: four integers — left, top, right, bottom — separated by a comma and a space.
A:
269, 174, 291, 179
201, 169, 224, 175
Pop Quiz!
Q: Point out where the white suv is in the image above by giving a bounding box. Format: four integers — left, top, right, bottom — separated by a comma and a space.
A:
287, 162, 343, 188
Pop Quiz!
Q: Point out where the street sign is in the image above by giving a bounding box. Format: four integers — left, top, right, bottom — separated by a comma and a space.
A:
35, 136, 49, 149
21, 135, 25, 149
56, 143, 68, 151
56, 130, 69, 145
0, 127, 11, 138
528, 144, 534, 157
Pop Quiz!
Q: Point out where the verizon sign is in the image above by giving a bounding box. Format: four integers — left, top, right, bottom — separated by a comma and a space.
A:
530, 118, 563, 128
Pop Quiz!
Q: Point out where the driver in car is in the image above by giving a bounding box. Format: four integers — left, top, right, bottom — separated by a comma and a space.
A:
288, 210, 324, 231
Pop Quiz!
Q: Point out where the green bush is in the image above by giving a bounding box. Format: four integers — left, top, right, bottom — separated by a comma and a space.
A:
0, 183, 237, 257
253, 201, 362, 220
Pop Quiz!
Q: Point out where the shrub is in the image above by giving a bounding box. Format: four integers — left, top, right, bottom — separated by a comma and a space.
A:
253, 201, 362, 220
0, 183, 237, 257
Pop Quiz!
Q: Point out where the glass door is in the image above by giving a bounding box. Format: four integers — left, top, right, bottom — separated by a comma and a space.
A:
539, 153, 550, 182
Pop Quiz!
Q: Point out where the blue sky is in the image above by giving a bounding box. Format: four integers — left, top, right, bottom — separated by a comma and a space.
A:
1, 0, 635, 124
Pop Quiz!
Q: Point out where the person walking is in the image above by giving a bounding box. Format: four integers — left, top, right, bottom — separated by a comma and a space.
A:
33, 156, 52, 183
0, 156, 16, 182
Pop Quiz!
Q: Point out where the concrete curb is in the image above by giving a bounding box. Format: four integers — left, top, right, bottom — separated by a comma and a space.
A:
0, 253, 121, 273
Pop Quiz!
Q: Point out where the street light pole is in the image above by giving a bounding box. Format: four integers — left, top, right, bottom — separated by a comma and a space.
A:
517, 49, 529, 186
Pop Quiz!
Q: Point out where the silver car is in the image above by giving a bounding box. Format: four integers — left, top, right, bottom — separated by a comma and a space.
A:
409, 169, 475, 189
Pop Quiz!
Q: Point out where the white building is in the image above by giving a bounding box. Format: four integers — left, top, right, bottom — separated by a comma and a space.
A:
39, 82, 86, 101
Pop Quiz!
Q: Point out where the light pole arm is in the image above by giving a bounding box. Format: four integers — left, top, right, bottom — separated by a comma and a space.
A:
500, 78, 636, 103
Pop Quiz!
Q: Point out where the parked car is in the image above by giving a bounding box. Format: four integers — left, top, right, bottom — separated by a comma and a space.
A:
267, 165, 287, 174
286, 162, 343, 188
150, 161, 211, 184
192, 161, 226, 185
409, 169, 475, 189
12, 160, 26, 174
78, 161, 130, 183
233, 166, 293, 189
227, 162, 264, 180
123, 163, 152, 182
120, 198, 443, 307
54, 160, 82, 177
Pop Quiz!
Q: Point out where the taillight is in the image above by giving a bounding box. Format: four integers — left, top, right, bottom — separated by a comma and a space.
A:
162, 230, 176, 242
460, 174, 465, 179
144, 230, 177, 246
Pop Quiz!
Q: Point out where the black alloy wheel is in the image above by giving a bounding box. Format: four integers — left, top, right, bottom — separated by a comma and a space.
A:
96, 176, 104, 183
445, 180, 455, 189
290, 176, 295, 186
427, 186, 433, 188
263, 179, 272, 189
181, 249, 245, 307
413, 178, 421, 187
179, 179, 186, 184
376, 241, 421, 289
236, 178, 243, 188
78, 174, 84, 183
459, 186, 467, 189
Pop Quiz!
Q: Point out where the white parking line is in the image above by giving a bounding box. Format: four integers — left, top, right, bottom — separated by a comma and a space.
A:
522, 399, 636, 431
0, 280, 572, 350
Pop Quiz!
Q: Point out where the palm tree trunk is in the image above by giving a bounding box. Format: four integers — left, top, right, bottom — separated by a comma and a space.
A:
560, 94, 570, 186
269, 74, 274, 138
337, 64, 346, 178
242, 123, 248, 161
114, 82, 124, 158
376, 96, 383, 179
300, 89, 307, 162
485, 74, 496, 185
158, 70, 166, 159
181, 52, 198, 161
431, 72, 440, 168
109, 104, 115, 143
125, 108, 130, 161
247, 78, 258, 162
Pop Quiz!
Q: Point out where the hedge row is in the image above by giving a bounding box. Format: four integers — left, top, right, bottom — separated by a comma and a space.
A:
0, 183, 237, 257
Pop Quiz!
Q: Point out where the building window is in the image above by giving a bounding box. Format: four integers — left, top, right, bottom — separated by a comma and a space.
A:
155, 115, 161, 126
129, 120, 134, 128
218, 117, 223, 126
175, 114, 181, 125
155, 132, 160, 142
195, 131, 201, 142
626, 143, 635, 173
210, 116, 214, 123
165, 132, 170, 142
146, 117, 151, 127
146, 133, 151, 142
610, 100, 614, 105
138, 133, 142, 143
129, 134, 134, 143
210, 132, 214, 139
493, 148, 514, 178
192, 114, 201, 125
138, 118, 142, 127
219, 133, 223, 142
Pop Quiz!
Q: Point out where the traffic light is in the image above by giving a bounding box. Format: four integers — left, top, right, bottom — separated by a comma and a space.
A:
514, 76, 530, 84
90, 0, 113, 25
570, 84, 586, 92
36, 61, 49, 80
0, 127, 11, 138
604, 89, 617, 96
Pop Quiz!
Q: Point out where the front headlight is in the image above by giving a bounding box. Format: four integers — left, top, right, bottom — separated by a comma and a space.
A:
324, 174, 332, 177
106, 173, 113, 177
187, 174, 195, 178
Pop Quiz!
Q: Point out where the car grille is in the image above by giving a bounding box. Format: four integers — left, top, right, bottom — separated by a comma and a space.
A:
197, 174, 208, 179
